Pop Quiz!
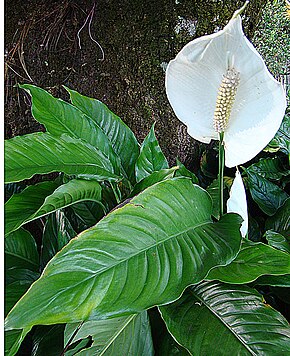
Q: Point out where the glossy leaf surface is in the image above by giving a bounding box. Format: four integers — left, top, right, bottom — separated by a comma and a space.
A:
64, 312, 153, 355
66, 86, 139, 182
20, 84, 120, 172
159, 281, 290, 355
247, 157, 289, 180
265, 230, 290, 254
5, 178, 242, 330
265, 198, 290, 232
5, 133, 119, 183
135, 125, 168, 182
246, 170, 289, 215
207, 240, 290, 284
5, 179, 101, 236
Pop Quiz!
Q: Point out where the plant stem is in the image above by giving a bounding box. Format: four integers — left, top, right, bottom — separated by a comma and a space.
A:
219, 132, 225, 218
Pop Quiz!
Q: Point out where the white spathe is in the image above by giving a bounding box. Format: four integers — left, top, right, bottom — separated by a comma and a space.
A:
227, 169, 248, 237
166, 13, 286, 167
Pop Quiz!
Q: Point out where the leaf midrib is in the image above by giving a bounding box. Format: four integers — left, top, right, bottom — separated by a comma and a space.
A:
190, 288, 256, 356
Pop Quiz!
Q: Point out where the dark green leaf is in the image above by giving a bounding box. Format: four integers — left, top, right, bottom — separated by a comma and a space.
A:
246, 170, 288, 215
265, 230, 290, 254
206, 179, 220, 219
65, 86, 139, 182
247, 157, 289, 180
265, 198, 290, 232
159, 281, 290, 355
5, 132, 120, 183
5, 179, 102, 236
156, 332, 189, 356
253, 274, 290, 287
207, 239, 290, 284
32, 325, 65, 356
64, 312, 153, 355
130, 167, 178, 196
41, 211, 76, 268
135, 124, 168, 182
5, 228, 39, 271
20, 84, 121, 173
5, 178, 242, 330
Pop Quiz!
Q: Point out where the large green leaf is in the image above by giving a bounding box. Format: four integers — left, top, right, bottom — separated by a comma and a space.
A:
5, 132, 120, 183
5, 178, 242, 330
135, 124, 168, 182
41, 211, 76, 268
5, 179, 101, 236
64, 312, 153, 355
206, 240, 290, 284
66, 86, 139, 182
175, 159, 198, 184
159, 281, 290, 355
246, 170, 289, 216
20, 84, 121, 173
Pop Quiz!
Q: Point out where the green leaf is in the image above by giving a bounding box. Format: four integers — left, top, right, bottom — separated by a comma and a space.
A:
246, 170, 289, 216
5, 181, 58, 235
5, 281, 32, 317
20, 84, 121, 173
175, 159, 198, 184
265, 230, 290, 254
64, 312, 153, 355
266, 198, 290, 232
135, 124, 168, 182
156, 332, 189, 356
32, 325, 65, 356
5, 179, 101, 236
5, 178, 242, 330
247, 157, 289, 180
41, 211, 76, 268
65, 86, 139, 182
5, 228, 39, 271
5, 329, 28, 356
159, 281, 290, 355
206, 239, 290, 284
253, 274, 290, 287
5, 132, 120, 183
130, 167, 178, 196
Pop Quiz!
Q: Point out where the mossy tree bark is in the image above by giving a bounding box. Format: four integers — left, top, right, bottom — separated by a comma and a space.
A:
5, 0, 266, 168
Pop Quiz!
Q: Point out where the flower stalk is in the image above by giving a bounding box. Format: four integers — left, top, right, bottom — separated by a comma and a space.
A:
218, 132, 225, 217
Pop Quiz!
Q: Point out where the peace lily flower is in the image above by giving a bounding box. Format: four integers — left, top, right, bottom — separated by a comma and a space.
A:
227, 168, 248, 237
166, 2, 286, 167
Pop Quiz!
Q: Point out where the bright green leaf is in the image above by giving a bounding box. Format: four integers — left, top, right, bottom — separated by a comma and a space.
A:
130, 167, 178, 196
5, 178, 242, 330
206, 179, 221, 219
246, 170, 288, 215
64, 312, 153, 355
5, 179, 101, 236
5, 329, 28, 356
159, 281, 290, 355
135, 124, 168, 182
206, 239, 290, 284
175, 159, 198, 184
5, 132, 120, 183
65, 86, 139, 182
20, 84, 121, 173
